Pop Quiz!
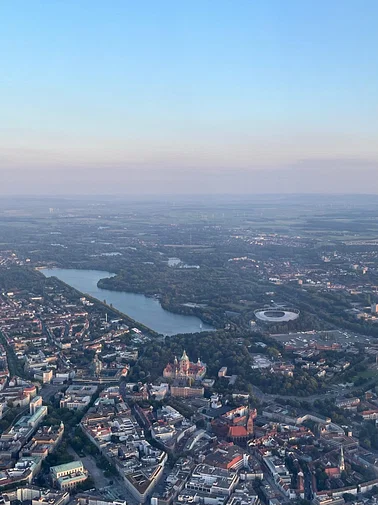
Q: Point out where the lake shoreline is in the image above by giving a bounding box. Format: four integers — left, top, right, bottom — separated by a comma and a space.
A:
96, 277, 215, 327
40, 267, 215, 336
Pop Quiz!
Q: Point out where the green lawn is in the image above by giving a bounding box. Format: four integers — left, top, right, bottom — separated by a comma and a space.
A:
352, 369, 378, 381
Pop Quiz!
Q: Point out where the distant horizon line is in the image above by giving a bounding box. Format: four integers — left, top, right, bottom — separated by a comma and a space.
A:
2, 192, 378, 199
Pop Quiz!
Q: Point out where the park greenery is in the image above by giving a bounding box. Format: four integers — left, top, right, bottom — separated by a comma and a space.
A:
131, 330, 327, 397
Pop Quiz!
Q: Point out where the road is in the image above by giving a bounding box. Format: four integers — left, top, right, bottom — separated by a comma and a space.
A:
66, 423, 138, 504
303, 462, 314, 501
68, 446, 110, 489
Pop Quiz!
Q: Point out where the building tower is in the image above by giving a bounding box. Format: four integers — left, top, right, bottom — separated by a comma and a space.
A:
174, 356, 179, 376
247, 409, 257, 436
93, 353, 102, 377
180, 350, 190, 375
339, 446, 345, 472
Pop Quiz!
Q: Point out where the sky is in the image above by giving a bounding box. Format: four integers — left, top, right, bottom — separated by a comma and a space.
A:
1, 0, 378, 195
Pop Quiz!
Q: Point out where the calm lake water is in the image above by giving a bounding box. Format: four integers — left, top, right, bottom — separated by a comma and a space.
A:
42, 268, 215, 336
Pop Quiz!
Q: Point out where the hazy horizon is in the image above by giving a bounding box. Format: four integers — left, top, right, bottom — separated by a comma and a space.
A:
1, 164, 378, 196
1, 0, 378, 195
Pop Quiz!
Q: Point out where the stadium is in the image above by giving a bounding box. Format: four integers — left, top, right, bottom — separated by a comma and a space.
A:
254, 306, 300, 323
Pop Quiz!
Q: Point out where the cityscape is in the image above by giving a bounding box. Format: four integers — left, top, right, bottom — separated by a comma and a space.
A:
2, 1, 378, 505
0, 196, 378, 505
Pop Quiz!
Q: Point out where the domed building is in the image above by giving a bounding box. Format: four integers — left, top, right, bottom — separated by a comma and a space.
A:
163, 350, 206, 381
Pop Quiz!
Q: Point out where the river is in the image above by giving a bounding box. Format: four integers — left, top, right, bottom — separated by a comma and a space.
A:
42, 268, 215, 336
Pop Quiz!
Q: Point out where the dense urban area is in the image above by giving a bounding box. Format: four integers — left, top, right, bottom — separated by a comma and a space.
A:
1, 195, 378, 505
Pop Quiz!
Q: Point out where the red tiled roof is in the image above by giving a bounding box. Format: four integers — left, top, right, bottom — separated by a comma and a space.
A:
228, 426, 248, 437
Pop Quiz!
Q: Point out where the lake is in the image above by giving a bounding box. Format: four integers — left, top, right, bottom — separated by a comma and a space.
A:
42, 268, 215, 336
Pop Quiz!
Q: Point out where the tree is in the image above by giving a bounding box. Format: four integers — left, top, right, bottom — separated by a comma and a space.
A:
343, 493, 355, 502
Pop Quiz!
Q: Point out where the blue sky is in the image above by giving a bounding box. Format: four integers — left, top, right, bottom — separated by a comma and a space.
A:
1, 0, 378, 194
